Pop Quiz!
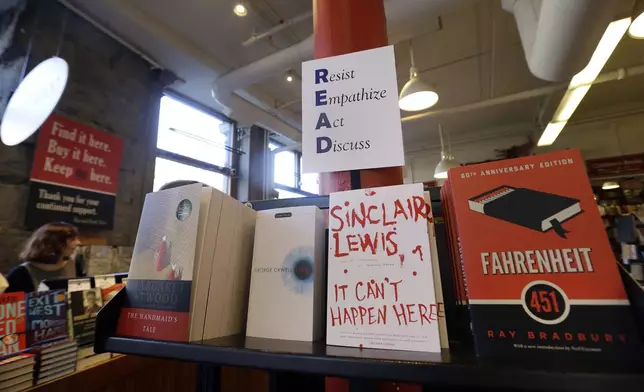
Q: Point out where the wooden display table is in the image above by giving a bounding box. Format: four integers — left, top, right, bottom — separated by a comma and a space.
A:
29, 355, 197, 392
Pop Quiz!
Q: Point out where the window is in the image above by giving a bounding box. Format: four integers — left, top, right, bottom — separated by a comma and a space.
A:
300, 156, 320, 195
269, 142, 319, 199
276, 189, 306, 199
154, 95, 234, 192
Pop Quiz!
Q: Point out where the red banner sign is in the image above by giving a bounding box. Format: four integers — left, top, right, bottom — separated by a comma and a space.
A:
30, 115, 123, 195
586, 153, 644, 179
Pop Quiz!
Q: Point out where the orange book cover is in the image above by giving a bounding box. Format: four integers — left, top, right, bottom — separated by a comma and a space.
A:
0, 293, 26, 358
448, 149, 641, 358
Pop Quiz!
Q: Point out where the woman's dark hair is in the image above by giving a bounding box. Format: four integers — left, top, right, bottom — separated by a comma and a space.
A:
20, 222, 78, 264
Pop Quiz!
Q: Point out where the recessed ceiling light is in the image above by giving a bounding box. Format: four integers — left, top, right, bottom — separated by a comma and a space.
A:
1, 56, 69, 146
234, 3, 248, 17
286, 75, 293, 82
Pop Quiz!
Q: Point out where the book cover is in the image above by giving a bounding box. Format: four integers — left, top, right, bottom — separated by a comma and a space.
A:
100, 283, 124, 304
326, 184, 442, 352
26, 291, 67, 346
448, 149, 642, 358
116, 184, 202, 342
246, 206, 326, 342
0, 294, 26, 358
94, 275, 124, 304
70, 289, 103, 347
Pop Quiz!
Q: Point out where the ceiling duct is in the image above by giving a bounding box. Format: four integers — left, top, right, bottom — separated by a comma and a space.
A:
502, 0, 623, 82
212, 0, 468, 108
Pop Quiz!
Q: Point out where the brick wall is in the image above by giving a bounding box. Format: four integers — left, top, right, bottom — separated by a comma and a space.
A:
0, 0, 164, 272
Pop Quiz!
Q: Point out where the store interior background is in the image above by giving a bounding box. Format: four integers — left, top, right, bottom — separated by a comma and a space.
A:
1, 0, 644, 273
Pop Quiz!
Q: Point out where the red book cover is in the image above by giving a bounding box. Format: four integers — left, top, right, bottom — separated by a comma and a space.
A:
0, 293, 27, 357
448, 149, 642, 359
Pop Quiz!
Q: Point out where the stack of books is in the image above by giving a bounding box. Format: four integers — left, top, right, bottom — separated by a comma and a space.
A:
117, 184, 257, 342
442, 149, 642, 360
76, 346, 110, 371
30, 339, 77, 385
0, 354, 34, 392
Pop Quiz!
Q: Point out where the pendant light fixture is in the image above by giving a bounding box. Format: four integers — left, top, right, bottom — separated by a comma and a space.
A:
602, 181, 620, 190
434, 124, 459, 179
629, 0, 644, 38
398, 41, 439, 112
600, 125, 624, 191
233, 1, 248, 17
1, 6, 69, 147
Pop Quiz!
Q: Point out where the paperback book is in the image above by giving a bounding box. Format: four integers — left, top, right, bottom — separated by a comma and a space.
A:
0, 354, 33, 375
117, 184, 256, 342
94, 275, 124, 303
246, 206, 326, 342
69, 289, 103, 347
425, 191, 449, 348
440, 180, 473, 346
0, 353, 34, 390
447, 149, 642, 359
30, 339, 77, 385
28, 339, 76, 355
0, 373, 31, 390
0, 294, 26, 358
26, 290, 67, 346
326, 184, 442, 353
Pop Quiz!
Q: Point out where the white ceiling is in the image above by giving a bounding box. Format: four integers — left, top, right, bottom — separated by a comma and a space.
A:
61, 0, 644, 152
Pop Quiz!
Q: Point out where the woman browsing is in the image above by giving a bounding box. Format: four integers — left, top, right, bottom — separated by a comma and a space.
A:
5, 222, 81, 293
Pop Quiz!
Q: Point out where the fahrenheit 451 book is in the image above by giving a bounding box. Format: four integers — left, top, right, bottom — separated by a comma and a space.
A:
447, 149, 642, 359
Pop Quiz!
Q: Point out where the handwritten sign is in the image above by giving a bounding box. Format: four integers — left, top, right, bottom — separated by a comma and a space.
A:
301, 46, 404, 173
26, 290, 68, 346
25, 114, 123, 229
326, 184, 442, 353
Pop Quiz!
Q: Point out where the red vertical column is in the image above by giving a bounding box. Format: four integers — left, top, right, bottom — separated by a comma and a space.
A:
313, 0, 403, 195
314, 2, 415, 392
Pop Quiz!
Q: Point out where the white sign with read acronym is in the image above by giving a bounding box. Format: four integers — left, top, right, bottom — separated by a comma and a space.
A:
301, 45, 405, 174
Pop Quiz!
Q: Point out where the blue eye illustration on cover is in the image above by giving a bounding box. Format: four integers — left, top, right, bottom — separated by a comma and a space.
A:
281, 246, 314, 295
